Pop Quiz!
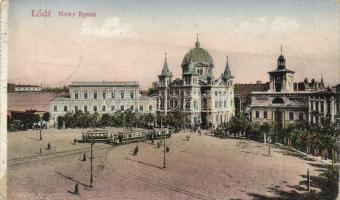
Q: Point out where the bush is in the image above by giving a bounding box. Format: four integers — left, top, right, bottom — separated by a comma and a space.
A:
320, 165, 339, 189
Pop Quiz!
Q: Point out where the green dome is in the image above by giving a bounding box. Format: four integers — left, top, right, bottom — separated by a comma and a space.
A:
181, 41, 214, 68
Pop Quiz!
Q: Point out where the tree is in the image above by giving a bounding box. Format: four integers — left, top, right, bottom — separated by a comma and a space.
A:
42, 112, 51, 122
57, 116, 64, 129
100, 113, 111, 127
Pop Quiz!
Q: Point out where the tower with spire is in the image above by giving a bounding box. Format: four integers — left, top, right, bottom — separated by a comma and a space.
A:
221, 56, 234, 87
158, 53, 172, 116
156, 36, 235, 127
268, 45, 295, 92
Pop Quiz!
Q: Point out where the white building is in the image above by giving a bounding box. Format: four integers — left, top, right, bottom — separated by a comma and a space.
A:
49, 81, 156, 126
14, 85, 41, 92
157, 38, 235, 128
251, 51, 337, 127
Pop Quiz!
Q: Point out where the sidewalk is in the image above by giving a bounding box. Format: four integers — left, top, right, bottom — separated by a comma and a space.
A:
275, 143, 333, 165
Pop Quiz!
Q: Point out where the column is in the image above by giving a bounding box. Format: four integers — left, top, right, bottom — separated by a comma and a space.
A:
331, 97, 335, 122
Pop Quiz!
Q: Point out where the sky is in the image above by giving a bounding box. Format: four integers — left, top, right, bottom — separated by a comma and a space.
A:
8, 0, 340, 89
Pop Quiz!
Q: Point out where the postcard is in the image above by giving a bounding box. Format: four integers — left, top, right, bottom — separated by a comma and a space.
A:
1, 0, 339, 199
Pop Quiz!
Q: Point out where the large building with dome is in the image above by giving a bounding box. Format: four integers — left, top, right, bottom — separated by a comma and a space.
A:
157, 38, 235, 128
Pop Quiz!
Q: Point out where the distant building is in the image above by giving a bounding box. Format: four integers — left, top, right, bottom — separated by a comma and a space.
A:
234, 82, 269, 117
49, 81, 156, 126
335, 84, 340, 129
14, 84, 41, 92
156, 38, 235, 128
250, 49, 337, 127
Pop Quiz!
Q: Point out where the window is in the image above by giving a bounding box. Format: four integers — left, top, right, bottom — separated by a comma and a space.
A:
111, 92, 115, 99
84, 106, 88, 112
75, 106, 78, 111
121, 92, 124, 99
84, 92, 88, 100
215, 91, 218, 96
139, 105, 143, 112
94, 92, 97, 100
272, 97, 284, 104
121, 105, 124, 111
74, 93, 79, 99
299, 113, 304, 120
64, 106, 68, 112
215, 101, 218, 108
111, 106, 115, 111
102, 106, 106, 111
93, 106, 97, 112
255, 111, 259, 118
130, 92, 134, 99
149, 105, 153, 111
289, 112, 294, 120
102, 93, 106, 99
311, 101, 314, 110
264, 111, 267, 119
316, 102, 319, 111
54, 106, 57, 112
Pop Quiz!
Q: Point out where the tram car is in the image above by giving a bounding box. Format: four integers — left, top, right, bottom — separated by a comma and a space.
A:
146, 129, 172, 141
82, 130, 113, 143
114, 130, 148, 144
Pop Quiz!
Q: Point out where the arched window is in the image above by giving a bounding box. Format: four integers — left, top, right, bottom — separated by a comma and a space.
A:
272, 97, 284, 104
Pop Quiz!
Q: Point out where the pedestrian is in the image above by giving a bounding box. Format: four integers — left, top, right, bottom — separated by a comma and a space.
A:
47, 143, 51, 150
82, 153, 86, 161
74, 138, 77, 144
74, 183, 79, 195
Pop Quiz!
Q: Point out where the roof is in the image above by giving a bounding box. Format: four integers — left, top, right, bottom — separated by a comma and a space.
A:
268, 68, 295, 74
8, 92, 68, 112
51, 95, 70, 101
234, 83, 269, 97
182, 55, 199, 76
70, 81, 139, 87
159, 53, 172, 77
221, 56, 234, 81
15, 85, 40, 88
181, 39, 214, 68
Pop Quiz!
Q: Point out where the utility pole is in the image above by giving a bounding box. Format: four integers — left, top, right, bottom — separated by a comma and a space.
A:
307, 168, 310, 192
161, 117, 166, 168
39, 117, 42, 140
90, 138, 94, 187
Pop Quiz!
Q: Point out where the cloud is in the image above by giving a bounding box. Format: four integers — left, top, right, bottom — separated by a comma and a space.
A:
81, 17, 135, 39
236, 17, 299, 34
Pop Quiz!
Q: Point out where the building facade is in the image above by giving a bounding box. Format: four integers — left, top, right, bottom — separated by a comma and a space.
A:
49, 81, 156, 126
157, 38, 235, 128
251, 51, 337, 127
14, 84, 41, 92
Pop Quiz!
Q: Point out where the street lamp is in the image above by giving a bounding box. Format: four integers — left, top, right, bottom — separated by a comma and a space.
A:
39, 116, 43, 140
161, 117, 166, 168
90, 138, 94, 187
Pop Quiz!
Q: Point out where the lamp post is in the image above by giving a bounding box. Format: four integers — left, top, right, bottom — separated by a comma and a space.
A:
39, 116, 42, 140
161, 117, 166, 168
90, 138, 94, 187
